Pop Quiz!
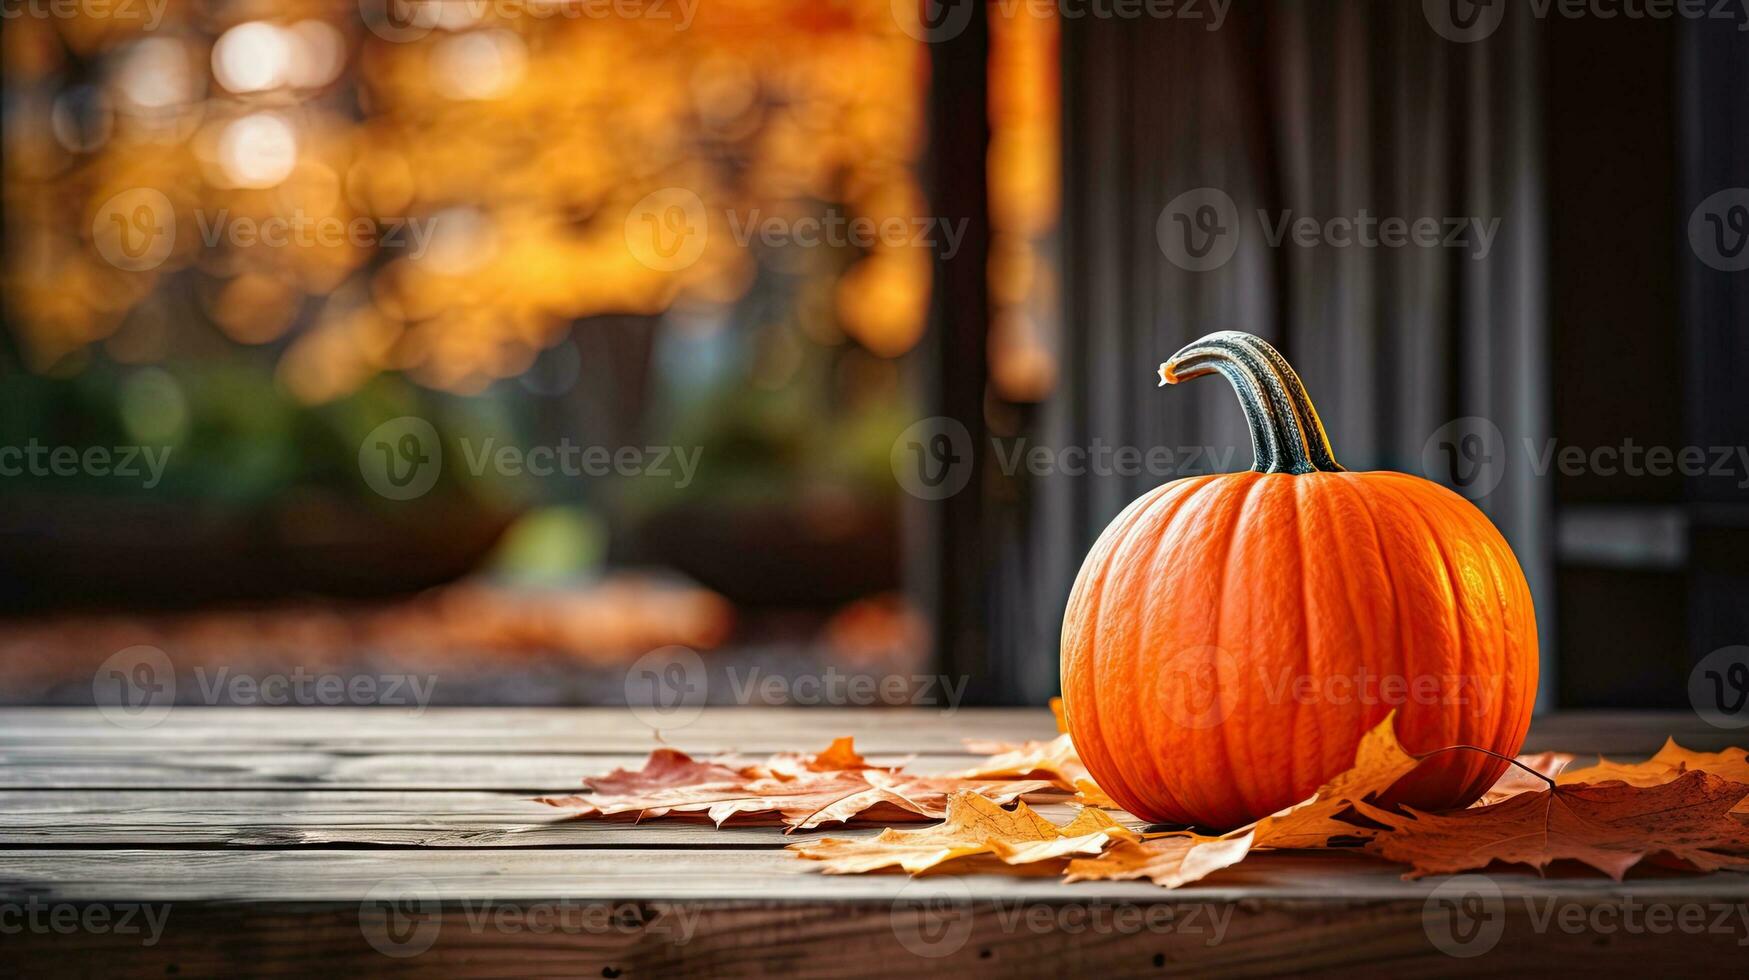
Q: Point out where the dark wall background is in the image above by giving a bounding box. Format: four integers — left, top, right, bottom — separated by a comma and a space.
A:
1546, 13, 1686, 706
1548, 13, 1749, 707
940, 2, 1749, 710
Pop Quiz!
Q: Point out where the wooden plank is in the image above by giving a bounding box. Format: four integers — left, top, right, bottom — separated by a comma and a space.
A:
7, 848, 1748, 903
0, 707, 1055, 753
0, 749, 616, 791
3, 702, 1746, 975
5, 849, 1747, 975
0, 749, 970, 791
0, 791, 1122, 848
0, 708, 1732, 757
6, 888, 1747, 978
0, 710, 1732, 793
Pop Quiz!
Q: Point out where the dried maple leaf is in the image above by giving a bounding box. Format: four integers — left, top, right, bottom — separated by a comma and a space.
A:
1071, 778, 1120, 809
790, 791, 1138, 874
727, 736, 879, 780
950, 732, 1086, 788
1473, 751, 1575, 807
1245, 798, 1374, 850
953, 699, 1095, 793
538, 739, 1052, 830
1558, 739, 1749, 789
953, 697, 1127, 806
997, 806, 1140, 864
808, 736, 873, 772
557, 746, 746, 798
537, 739, 869, 814
1064, 713, 1426, 887
1312, 712, 1424, 803
1359, 770, 1749, 879
787, 771, 1056, 831
1064, 832, 1255, 887
1243, 710, 1426, 849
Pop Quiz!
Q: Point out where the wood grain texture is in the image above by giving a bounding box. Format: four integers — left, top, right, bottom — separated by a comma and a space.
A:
4, 851, 1747, 977
7, 894, 1748, 979
0, 707, 1055, 753
0, 707, 1725, 755
3, 707, 1746, 977
0, 749, 959, 790
9, 848, 1749, 903
0, 710, 1725, 792
0, 790, 1120, 847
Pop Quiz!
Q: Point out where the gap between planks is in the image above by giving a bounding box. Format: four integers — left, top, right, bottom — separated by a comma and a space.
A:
0, 789, 1124, 849
10, 847, 1749, 902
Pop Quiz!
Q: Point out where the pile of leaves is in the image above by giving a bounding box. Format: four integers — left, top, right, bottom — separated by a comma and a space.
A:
537, 736, 1054, 831
539, 704, 1749, 887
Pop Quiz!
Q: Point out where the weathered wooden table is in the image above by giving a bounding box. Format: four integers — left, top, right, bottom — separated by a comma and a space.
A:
2, 708, 1746, 976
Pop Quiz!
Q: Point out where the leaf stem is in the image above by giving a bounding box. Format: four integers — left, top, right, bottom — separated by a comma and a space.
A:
1413, 744, 1558, 792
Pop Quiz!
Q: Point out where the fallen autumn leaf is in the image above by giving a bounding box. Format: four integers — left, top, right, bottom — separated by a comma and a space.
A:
538, 738, 1055, 830
789, 791, 1139, 873
1557, 739, 1749, 789
1360, 769, 1749, 879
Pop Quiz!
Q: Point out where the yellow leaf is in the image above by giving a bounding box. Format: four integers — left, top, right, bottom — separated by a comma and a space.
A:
950, 732, 1085, 789
1071, 778, 1121, 809
995, 807, 1140, 864
1559, 739, 1749, 789
1064, 714, 1423, 886
1243, 711, 1424, 850
790, 792, 1137, 874
1064, 832, 1254, 887
1311, 711, 1422, 804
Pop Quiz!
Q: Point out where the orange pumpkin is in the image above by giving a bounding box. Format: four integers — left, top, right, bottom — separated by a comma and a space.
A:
1060, 331, 1537, 829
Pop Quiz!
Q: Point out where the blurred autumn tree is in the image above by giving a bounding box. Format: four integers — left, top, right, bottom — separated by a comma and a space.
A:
5, 1, 932, 391
2, 1, 1058, 611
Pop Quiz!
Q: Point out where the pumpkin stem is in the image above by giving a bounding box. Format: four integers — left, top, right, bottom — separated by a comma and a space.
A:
1159, 331, 1344, 475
